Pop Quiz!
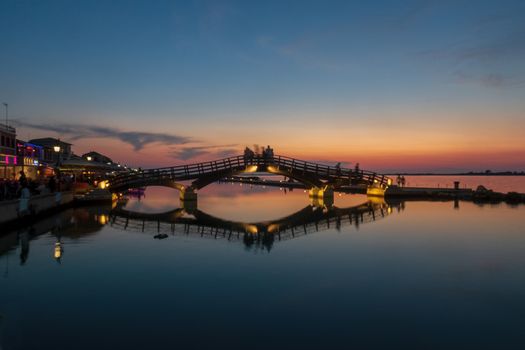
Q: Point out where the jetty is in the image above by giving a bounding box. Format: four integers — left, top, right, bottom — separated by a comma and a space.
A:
222, 176, 525, 204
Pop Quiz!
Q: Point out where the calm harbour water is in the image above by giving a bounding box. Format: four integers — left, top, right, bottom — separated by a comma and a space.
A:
1, 176, 525, 349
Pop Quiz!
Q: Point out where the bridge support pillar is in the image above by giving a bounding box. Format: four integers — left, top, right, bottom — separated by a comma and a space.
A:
180, 198, 197, 214
180, 188, 198, 208
367, 184, 387, 197
309, 186, 334, 207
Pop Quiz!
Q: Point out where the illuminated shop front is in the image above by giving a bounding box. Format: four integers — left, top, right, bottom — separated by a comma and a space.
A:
16, 141, 45, 179
1, 123, 17, 179
0, 153, 17, 179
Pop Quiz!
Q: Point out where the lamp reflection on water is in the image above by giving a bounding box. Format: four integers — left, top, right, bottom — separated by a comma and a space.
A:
54, 241, 63, 263
97, 214, 109, 225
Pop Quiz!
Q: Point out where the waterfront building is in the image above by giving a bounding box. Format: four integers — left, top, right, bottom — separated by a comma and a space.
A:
29, 138, 73, 165
27, 138, 125, 183
0, 123, 17, 179
15, 140, 55, 180
16, 140, 42, 179
81, 151, 113, 164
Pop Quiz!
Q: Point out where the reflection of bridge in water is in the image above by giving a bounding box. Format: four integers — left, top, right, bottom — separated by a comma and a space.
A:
109, 199, 393, 250
109, 154, 392, 203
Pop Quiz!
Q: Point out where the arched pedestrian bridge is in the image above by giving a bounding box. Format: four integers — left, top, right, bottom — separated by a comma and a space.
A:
109, 154, 391, 201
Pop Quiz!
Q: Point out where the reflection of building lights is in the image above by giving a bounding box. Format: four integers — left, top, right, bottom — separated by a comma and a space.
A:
98, 215, 108, 225
387, 207, 392, 214
98, 180, 109, 189
54, 242, 62, 260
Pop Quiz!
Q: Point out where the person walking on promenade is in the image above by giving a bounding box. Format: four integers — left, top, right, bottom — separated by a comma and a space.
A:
19, 183, 31, 216
18, 171, 27, 188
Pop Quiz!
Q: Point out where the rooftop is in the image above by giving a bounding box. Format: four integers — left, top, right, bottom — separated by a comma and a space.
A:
29, 137, 72, 147
0, 123, 16, 134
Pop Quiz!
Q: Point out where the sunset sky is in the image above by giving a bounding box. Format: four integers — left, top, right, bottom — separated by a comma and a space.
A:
1, 0, 524, 172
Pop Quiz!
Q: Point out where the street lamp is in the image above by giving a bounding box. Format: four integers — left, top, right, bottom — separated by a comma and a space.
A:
54, 139, 62, 179
86, 156, 92, 161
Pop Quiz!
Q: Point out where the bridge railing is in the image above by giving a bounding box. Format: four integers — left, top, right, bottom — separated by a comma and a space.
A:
109, 155, 248, 189
271, 155, 388, 186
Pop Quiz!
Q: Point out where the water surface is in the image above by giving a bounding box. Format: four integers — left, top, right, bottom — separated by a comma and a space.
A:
1, 179, 524, 349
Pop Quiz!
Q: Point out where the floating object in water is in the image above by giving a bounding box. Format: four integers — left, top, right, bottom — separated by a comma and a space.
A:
154, 234, 169, 239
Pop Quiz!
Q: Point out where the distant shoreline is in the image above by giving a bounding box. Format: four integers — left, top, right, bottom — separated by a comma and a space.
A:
388, 173, 525, 176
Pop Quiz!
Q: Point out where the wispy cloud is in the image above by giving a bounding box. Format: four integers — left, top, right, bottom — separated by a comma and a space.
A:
418, 27, 525, 89
170, 144, 239, 161
14, 121, 190, 150
454, 71, 525, 88
418, 28, 525, 63
456, 32, 525, 63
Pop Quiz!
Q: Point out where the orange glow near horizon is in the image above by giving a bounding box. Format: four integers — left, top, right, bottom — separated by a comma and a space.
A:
68, 134, 525, 172
35, 108, 525, 172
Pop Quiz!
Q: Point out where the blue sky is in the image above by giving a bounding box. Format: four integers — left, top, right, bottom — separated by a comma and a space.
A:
1, 0, 524, 171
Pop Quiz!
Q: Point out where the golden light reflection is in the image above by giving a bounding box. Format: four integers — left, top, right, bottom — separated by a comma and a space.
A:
267, 224, 280, 233
367, 196, 386, 205
244, 224, 258, 234
98, 214, 108, 225
54, 242, 62, 260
